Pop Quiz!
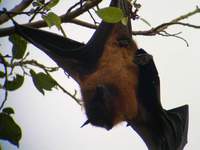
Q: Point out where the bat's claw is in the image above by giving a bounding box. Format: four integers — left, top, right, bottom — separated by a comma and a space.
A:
134, 48, 153, 66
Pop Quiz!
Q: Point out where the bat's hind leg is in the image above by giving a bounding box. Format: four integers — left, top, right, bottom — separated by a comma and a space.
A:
134, 48, 153, 66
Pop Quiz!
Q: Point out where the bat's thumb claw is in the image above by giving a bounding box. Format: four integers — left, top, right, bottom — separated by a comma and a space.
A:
80, 120, 90, 128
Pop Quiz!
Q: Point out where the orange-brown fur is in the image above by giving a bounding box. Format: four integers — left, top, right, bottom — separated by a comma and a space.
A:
79, 24, 139, 126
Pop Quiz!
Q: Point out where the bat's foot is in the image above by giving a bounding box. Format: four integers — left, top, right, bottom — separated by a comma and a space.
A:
134, 48, 153, 65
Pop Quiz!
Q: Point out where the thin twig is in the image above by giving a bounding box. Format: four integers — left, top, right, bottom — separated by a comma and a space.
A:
55, 80, 82, 106
0, 0, 102, 37
67, 1, 83, 14
155, 22, 200, 29
12, 59, 59, 72
44, 70, 82, 105
87, 10, 98, 25
0, 11, 45, 15
0, 0, 33, 24
29, 1, 51, 22
153, 7, 200, 32
158, 31, 189, 47
9, 58, 82, 105
60, 25, 67, 38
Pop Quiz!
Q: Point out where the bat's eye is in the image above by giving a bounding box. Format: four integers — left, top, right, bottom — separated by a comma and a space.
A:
117, 37, 132, 47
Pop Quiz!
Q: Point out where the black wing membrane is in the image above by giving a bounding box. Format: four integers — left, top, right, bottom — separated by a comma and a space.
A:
13, 22, 113, 65
11, 18, 114, 78
13, 23, 91, 79
14, 23, 85, 58
130, 49, 189, 150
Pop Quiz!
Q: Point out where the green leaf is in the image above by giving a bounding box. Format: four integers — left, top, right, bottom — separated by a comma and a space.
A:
0, 113, 22, 147
36, 73, 57, 91
0, 71, 5, 78
2, 107, 15, 115
30, 70, 57, 95
0, 0, 2, 4
43, 12, 61, 30
96, 7, 124, 23
30, 70, 44, 95
121, 17, 128, 25
5, 75, 24, 91
9, 34, 27, 60
45, 0, 59, 10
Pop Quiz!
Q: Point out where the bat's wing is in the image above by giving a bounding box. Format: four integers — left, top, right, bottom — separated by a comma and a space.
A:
9, 14, 115, 81
12, 20, 112, 80
14, 22, 85, 60
129, 49, 189, 150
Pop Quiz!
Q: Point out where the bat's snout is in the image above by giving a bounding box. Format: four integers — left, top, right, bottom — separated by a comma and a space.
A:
83, 84, 118, 130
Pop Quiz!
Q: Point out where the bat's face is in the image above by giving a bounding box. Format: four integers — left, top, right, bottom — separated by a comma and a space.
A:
79, 25, 139, 129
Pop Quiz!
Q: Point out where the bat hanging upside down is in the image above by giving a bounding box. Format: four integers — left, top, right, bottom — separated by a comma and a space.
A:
7, 0, 189, 149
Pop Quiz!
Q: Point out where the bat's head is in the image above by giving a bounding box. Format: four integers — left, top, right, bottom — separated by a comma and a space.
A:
83, 85, 118, 130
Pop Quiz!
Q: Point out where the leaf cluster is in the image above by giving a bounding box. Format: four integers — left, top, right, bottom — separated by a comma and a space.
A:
0, 108, 21, 147
0, 31, 60, 147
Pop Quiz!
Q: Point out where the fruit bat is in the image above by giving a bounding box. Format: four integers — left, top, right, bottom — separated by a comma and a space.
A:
8, 0, 189, 149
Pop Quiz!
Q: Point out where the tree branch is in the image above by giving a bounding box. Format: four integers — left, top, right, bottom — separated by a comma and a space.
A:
137, 6, 200, 36
0, 0, 33, 25
12, 59, 59, 72
0, 1, 199, 38
0, 0, 102, 37
54, 80, 82, 106
10, 59, 82, 105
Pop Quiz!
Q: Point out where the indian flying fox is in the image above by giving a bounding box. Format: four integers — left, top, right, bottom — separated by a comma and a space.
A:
7, 0, 189, 149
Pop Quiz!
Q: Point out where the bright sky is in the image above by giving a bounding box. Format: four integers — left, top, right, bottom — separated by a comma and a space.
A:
0, 0, 200, 150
